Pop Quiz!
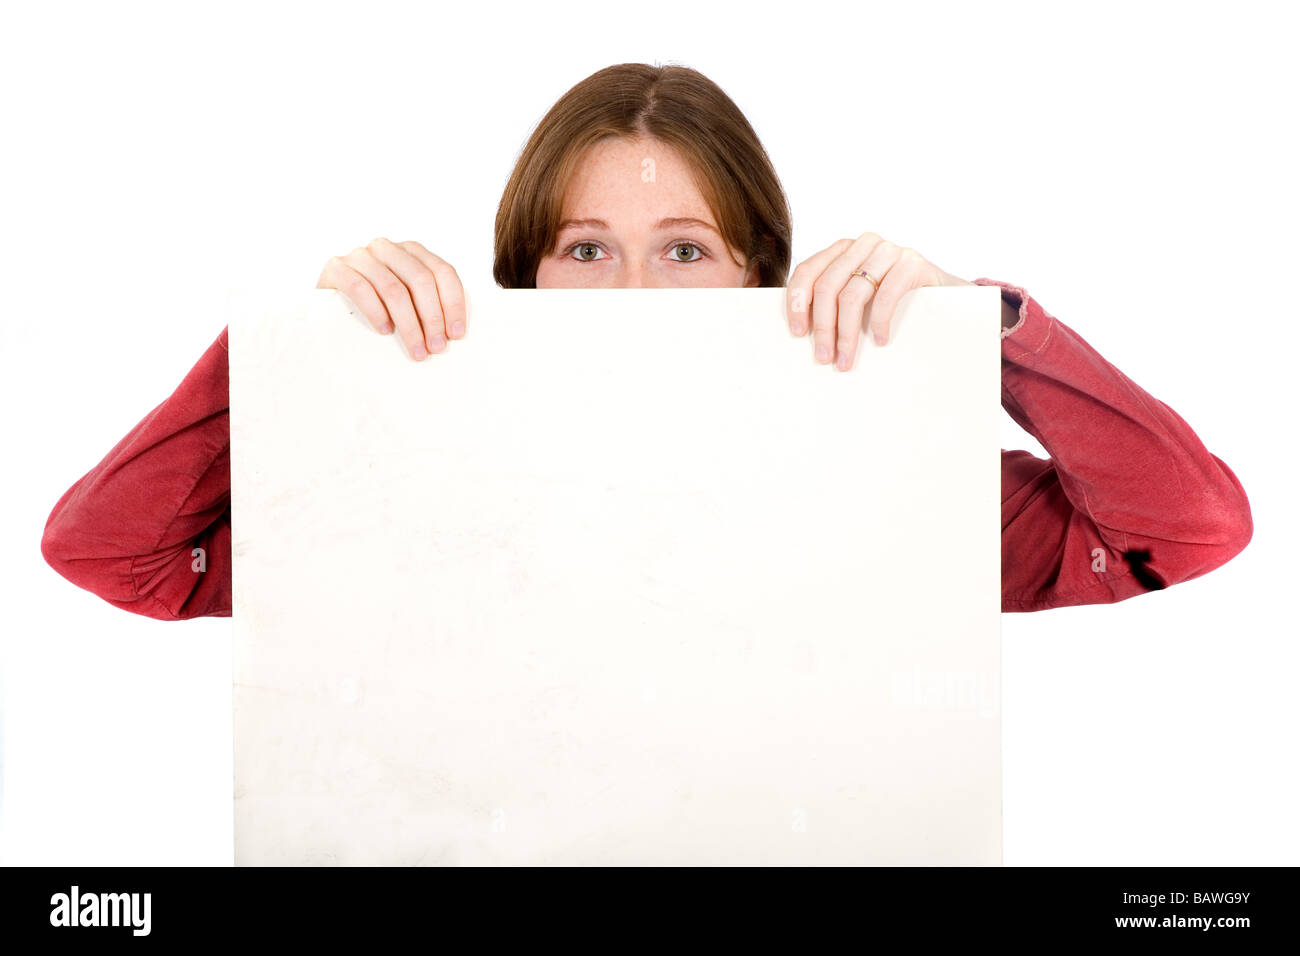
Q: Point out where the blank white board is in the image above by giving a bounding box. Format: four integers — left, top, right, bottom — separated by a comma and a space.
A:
228, 284, 1003, 865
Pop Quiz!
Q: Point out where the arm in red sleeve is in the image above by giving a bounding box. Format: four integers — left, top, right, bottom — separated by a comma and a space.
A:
974, 279, 1254, 613
40, 326, 233, 620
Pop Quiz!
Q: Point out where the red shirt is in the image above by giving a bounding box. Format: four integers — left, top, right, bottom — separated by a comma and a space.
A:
40, 279, 1253, 619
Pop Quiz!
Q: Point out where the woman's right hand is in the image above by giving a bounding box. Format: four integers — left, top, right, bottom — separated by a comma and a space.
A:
316, 238, 468, 361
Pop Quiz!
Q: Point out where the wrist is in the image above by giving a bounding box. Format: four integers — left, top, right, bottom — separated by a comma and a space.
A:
1001, 297, 1019, 330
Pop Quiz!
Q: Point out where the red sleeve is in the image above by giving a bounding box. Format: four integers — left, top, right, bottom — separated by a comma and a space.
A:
40, 326, 233, 620
975, 279, 1254, 612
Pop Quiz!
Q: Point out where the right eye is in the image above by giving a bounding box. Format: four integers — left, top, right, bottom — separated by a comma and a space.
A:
564, 242, 609, 262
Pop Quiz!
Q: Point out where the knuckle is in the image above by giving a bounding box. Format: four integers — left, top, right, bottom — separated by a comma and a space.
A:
378, 277, 407, 300
437, 278, 465, 306
837, 282, 867, 305
812, 276, 838, 298
431, 260, 460, 286
409, 274, 441, 299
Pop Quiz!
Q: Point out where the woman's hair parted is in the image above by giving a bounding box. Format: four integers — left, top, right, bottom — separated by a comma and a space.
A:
493, 63, 793, 288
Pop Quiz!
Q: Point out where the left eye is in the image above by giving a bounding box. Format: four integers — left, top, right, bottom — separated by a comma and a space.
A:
670, 243, 704, 262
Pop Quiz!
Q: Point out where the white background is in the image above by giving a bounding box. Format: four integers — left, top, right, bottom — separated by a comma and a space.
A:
2, 0, 1296, 865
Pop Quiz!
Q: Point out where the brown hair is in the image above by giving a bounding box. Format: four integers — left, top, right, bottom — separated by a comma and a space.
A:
493, 63, 792, 288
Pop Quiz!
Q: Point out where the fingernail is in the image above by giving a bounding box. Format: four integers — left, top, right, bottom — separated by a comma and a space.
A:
412, 343, 428, 360
451, 321, 464, 337
429, 338, 446, 353
791, 321, 803, 336
816, 345, 830, 362
874, 331, 886, 346
837, 353, 850, 370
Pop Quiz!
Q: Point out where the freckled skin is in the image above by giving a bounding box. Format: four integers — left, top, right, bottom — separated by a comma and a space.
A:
535, 135, 760, 290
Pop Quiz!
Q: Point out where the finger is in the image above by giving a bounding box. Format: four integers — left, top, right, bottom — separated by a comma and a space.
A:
399, 241, 467, 342
811, 233, 886, 365
340, 245, 427, 361
866, 248, 927, 347
832, 280, 870, 372
837, 241, 903, 368
319, 256, 395, 335
365, 237, 449, 356
369, 238, 452, 353
786, 238, 852, 337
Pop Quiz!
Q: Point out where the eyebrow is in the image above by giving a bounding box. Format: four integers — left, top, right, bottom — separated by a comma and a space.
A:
556, 217, 720, 236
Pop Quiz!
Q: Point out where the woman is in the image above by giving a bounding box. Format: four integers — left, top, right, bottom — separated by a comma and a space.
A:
40, 62, 1252, 619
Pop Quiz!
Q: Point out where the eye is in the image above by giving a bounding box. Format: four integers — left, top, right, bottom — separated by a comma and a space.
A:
668, 242, 706, 262
565, 242, 608, 262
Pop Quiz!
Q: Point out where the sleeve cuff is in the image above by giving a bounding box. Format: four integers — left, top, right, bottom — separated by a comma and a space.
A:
971, 277, 1055, 360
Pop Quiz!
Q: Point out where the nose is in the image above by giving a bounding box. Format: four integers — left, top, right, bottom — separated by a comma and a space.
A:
613, 269, 642, 289
612, 263, 664, 289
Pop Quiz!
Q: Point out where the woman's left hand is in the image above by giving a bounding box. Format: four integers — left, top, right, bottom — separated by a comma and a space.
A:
786, 232, 972, 371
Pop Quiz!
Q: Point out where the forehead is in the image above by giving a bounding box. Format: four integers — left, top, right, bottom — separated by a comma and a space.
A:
560, 135, 714, 224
